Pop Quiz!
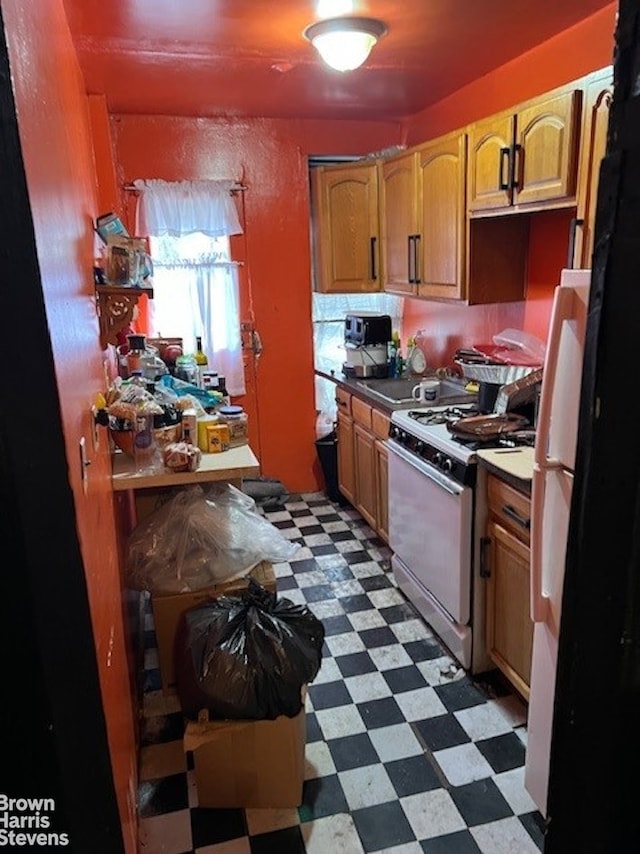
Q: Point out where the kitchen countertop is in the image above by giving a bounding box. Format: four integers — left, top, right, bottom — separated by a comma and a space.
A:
476, 447, 535, 495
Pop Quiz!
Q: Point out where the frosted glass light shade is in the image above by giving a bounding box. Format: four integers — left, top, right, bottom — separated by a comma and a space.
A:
304, 17, 387, 72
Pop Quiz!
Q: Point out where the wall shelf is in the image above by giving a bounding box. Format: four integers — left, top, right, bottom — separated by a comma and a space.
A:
96, 284, 153, 349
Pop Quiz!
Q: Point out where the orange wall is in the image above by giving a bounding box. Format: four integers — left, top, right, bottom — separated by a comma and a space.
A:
1, 1, 137, 850
402, 3, 617, 367
111, 116, 400, 492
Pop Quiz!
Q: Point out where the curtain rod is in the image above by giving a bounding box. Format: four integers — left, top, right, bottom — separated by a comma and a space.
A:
123, 182, 247, 194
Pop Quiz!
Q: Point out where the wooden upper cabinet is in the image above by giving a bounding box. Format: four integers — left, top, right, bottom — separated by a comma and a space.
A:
574, 67, 613, 268
310, 162, 380, 293
380, 151, 419, 295
416, 131, 467, 300
468, 87, 581, 214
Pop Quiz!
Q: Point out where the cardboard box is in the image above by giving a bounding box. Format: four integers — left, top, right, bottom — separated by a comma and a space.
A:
152, 560, 276, 694
183, 700, 306, 808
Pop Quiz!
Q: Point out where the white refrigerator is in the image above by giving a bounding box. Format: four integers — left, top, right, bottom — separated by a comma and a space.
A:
524, 268, 591, 817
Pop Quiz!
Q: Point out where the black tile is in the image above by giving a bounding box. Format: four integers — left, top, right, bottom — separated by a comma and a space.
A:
339, 594, 375, 613
359, 574, 394, 592
385, 754, 441, 798
190, 806, 247, 848
343, 550, 372, 565
273, 519, 296, 529
413, 713, 471, 752
298, 774, 349, 821
138, 774, 188, 818
305, 497, 327, 506
316, 512, 342, 522
352, 800, 416, 851
277, 576, 299, 592
143, 629, 157, 650
383, 665, 427, 695
186, 751, 194, 771
292, 558, 319, 574
143, 668, 162, 692
250, 825, 305, 854
310, 544, 339, 556
140, 711, 186, 746
359, 625, 398, 649
331, 530, 358, 542
476, 732, 526, 774
302, 584, 335, 602
319, 614, 352, 636
306, 712, 323, 744
433, 679, 488, 712
356, 696, 405, 730
379, 603, 419, 624
404, 638, 447, 662
519, 811, 546, 851
335, 651, 377, 678
300, 524, 325, 536
449, 778, 513, 826
308, 680, 352, 710
421, 830, 483, 853
290, 509, 314, 518
327, 732, 379, 772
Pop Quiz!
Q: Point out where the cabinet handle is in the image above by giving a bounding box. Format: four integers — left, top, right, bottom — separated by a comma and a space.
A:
510, 143, 522, 189
413, 234, 421, 284
370, 236, 377, 281
567, 217, 585, 268
499, 146, 511, 190
407, 235, 415, 283
502, 503, 531, 530
480, 536, 491, 578
336, 399, 348, 409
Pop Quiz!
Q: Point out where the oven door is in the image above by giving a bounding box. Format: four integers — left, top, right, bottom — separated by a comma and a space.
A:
387, 439, 473, 623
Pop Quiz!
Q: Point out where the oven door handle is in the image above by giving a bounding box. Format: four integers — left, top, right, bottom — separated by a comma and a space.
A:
387, 439, 464, 496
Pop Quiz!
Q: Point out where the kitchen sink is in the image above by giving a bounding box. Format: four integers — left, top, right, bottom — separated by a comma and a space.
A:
356, 376, 472, 404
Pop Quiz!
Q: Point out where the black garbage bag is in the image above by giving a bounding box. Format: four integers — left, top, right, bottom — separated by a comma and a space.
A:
175, 579, 325, 721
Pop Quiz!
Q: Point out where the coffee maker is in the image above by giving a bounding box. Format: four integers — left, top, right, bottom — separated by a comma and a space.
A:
342, 313, 391, 378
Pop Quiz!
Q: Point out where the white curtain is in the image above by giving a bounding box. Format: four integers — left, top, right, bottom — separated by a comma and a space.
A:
134, 180, 246, 395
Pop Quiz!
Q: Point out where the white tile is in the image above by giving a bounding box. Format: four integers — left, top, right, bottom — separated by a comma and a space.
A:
281, 588, 307, 606
368, 588, 407, 608
347, 610, 387, 631
273, 562, 293, 577
281, 526, 304, 540
493, 767, 538, 815
315, 705, 366, 740
394, 687, 448, 722
196, 839, 252, 853
326, 631, 366, 656
335, 539, 367, 553
368, 644, 414, 671
390, 619, 432, 643
296, 569, 328, 587
470, 816, 541, 854
305, 741, 337, 779
416, 657, 464, 686
297, 515, 324, 527
331, 579, 366, 598
301, 813, 365, 854
454, 701, 514, 742
265, 510, 293, 522
138, 809, 192, 854
350, 561, 384, 579
433, 743, 495, 786
400, 789, 466, 840
314, 554, 349, 571
290, 546, 314, 562
139, 740, 187, 781
308, 599, 345, 619
369, 723, 424, 762
302, 533, 334, 546
311, 657, 343, 685
187, 769, 198, 809
321, 520, 351, 533
345, 672, 392, 703
144, 648, 159, 670
338, 764, 397, 811
245, 806, 299, 836
514, 726, 528, 747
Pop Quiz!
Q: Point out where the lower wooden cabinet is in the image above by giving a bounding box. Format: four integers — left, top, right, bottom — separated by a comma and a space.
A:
335, 388, 389, 542
483, 474, 534, 699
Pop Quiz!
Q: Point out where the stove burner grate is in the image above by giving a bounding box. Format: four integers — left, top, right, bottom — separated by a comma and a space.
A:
407, 406, 479, 426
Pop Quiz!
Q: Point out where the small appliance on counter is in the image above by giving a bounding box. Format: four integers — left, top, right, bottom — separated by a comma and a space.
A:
342, 313, 391, 378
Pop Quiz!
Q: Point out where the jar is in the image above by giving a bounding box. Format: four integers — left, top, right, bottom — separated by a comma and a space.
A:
216, 405, 248, 447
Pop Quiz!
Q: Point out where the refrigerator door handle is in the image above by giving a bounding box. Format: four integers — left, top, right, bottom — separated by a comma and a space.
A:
530, 464, 550, 622
535, 286, 575, 468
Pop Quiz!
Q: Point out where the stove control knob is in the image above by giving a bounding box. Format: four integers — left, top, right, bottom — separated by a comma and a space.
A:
442, 458, 453, 473
433, 452, 443, 468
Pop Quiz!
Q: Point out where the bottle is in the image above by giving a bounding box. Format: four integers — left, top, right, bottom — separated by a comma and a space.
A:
194, 336, 208, 387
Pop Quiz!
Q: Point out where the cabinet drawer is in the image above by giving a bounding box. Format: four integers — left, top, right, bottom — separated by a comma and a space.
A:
371, 408, 390, 440
487, 474, 531, 545
352, 397, 373, 430
335, 386, 352, 416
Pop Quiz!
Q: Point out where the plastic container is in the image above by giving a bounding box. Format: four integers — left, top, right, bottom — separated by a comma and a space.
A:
315, 431, 346, 505
217, 405, 248, 447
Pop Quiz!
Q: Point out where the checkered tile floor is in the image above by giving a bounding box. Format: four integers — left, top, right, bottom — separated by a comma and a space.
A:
138, 492, 544, 853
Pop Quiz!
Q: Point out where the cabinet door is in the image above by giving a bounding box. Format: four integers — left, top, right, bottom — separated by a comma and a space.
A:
513, 89, 581, 208
467, 113, 514, 212
336, 411, 356, 505
311, 163, 380, 293
374, 438, 389, 543
485, 520, 534, 700
575, 68, 613, 268
380, 151, 418, 294
354, 423, 377, 529
416, 131, 467, 300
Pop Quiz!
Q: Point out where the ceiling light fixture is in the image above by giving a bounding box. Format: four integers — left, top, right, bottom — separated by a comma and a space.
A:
303, 16, 387, 72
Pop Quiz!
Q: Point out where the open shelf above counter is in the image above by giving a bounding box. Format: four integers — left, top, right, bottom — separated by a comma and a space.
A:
96, 283, 154, 349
